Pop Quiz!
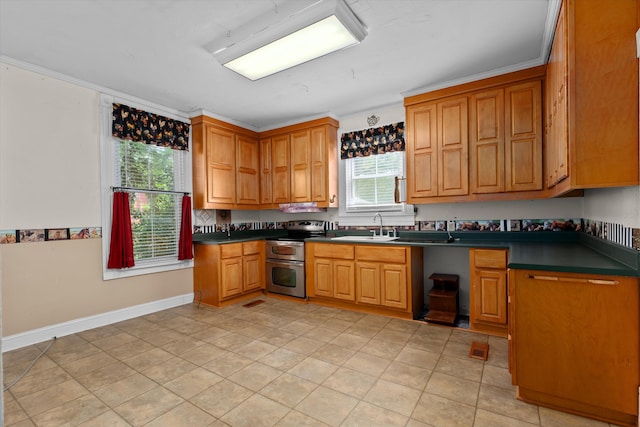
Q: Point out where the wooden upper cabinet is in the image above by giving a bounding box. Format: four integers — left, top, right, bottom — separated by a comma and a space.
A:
470, 89, 505, 194
438, 97, 468, 196
259, 138, 272, 206
406, 102, 438, 202
193, 115, 338, 210
191, 115, 259, 210
469, 81, 542, 195
405, 97, 469, 201
311, 126, 327, 203
236, 134, 260, 207
545, 0, 568, 188
505, 81, 542, 192
405, 66, 546, 202
205, 125, 236, 206
271, 134, 291, 205
260, 117, 339, 208
546, 0, 638, 194
290, 129, 312, 203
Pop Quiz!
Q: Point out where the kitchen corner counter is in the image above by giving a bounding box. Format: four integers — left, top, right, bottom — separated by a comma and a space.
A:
507, 242, 639, 277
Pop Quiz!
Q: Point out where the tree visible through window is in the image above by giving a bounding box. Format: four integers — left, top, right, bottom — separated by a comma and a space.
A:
116, 140, 185, 261
345, 151, 404, 211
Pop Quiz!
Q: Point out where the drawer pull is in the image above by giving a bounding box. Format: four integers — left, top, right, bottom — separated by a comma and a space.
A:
587, 279, 619, 285
529, 275, 558, 281
529, 275, 618, 285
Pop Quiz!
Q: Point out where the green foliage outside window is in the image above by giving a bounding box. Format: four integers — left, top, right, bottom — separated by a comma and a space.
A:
118, 141, 179, 260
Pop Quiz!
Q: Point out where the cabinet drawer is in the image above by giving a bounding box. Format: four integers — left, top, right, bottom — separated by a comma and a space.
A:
313, 243, 354, 259
220, 243, 242, 258
472, 249, 507, 269
242, 240, 262, 255
357, 246, 406, 264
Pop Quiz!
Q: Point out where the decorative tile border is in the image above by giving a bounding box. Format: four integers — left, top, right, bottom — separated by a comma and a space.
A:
0, 227, 102, 244
194, 222, 287, 234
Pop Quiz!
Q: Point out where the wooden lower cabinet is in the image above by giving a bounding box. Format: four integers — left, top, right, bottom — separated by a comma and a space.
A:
355, 262, 408, 309
307, 242, 423, 319
469, 249, 508, 336
194, 240, 265, 307
356, 246, 408, 310
310, 243, 355, 301
509, 269, 639, 426
314, 257, 355, 301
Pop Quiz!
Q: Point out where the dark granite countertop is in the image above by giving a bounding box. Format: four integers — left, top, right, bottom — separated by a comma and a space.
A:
507, 242, 638, 277
192, 230, 640, 277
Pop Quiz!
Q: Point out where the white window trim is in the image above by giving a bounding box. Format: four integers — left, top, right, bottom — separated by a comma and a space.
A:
99, 94, 193, 280
338, 152, 415, 227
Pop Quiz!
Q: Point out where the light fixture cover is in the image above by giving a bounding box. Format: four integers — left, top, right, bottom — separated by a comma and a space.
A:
207, 0, 367, 80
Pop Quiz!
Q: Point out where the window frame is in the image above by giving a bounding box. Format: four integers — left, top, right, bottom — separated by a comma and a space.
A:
344, 151, 406, 213
338, 150, 415, 227
99, 94, 193, 280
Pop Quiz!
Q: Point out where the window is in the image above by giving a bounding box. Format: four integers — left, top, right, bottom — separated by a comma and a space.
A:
345, 151, 404, 211
116, 140, 186, 262
100, 95, 192, 279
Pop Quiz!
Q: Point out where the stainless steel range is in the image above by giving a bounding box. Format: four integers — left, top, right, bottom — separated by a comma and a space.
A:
265, 220, 325, 298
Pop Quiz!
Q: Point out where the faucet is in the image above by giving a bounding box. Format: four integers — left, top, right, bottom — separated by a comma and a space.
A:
373, 212, 383, 237
225, 224, 231, 238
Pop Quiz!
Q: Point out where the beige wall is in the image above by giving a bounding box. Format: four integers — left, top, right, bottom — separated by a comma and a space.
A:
0, 63, 192, 337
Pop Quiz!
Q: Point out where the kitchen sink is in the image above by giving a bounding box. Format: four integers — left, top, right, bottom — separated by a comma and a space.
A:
331, 235, 399, 242
394, 237, 456, 244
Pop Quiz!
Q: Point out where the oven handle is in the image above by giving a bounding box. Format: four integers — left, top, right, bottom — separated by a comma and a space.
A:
266, 260, 305, 268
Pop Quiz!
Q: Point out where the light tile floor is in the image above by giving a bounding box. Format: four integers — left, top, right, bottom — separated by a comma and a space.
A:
3, 297, 623, 426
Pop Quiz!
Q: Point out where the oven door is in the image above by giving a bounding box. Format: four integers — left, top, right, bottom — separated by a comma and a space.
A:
266, 240, 305, 261
266, 259, 305, 298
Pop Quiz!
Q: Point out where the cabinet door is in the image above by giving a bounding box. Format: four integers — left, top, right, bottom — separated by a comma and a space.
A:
554, 3, 568, 186
272, 134, 290, 204
220, 257, 243, 299
471, 268, 507, 325
505, 81, 542, 191
381, 264, 407, 309
356, 262, 380, 305
206, 126, 236, 205
470, 89, 504, 194
243, 253, 263, 292
333, 260, 355, 301
545, 1, 568, 188
290, 129, 311, 202
310, 126, 327, 203
314, 258, 333, 298
513, 271, 639, 420
406, 103, 438, 201
259, 138, 272, 205
438, 97, 468, 196
236, 134, 259, 206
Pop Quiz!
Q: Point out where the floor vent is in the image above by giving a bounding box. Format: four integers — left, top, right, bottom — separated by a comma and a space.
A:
469, 341, 489, 360
243, 299, 265, 308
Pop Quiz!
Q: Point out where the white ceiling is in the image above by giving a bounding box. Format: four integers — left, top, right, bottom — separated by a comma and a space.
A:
0, 0, 557, 131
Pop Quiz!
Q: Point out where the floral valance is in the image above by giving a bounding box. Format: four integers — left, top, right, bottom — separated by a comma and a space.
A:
112, 103, 190, 151
340, 122, 405, 159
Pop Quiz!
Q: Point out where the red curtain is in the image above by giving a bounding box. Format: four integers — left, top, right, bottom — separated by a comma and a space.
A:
178, 195, 193, 260
107, 191, 135, 269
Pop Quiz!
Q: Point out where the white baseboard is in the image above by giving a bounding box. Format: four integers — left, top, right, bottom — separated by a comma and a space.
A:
2, 293, 194, 353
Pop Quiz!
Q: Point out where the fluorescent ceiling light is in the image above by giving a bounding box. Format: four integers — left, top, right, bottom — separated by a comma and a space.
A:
206, 0, 367, 81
